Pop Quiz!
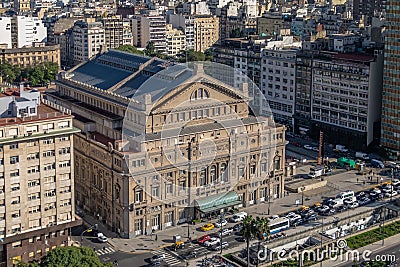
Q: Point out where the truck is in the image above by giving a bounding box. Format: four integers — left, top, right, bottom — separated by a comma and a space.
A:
371, 159, 385, 169
337, 157, 356, 169
308, 166, 325, 178
335, 145, 349, 153
355, 152, 369, 160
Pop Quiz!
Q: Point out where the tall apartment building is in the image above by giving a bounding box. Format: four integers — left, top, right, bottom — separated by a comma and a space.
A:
0, 86, 80, 266
261, 49, 298, 131
311, 53, 383, 149
194, 16, 219, 52
131, 15, 166, 53
101, 15, 123, 50
294, 50, 313, 135
122, 19, 133, 46
46, 50, 286, 238
0, 43, 60, 68
169, 14, 195, 50
166, 24, 186, 57
71, 19, 105, 65
381, 0, 400, 159
0, 16, 46, 49
13, 0, 30, 13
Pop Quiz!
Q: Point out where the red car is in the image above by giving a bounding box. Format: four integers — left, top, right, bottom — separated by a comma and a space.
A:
197, 235, 211, 244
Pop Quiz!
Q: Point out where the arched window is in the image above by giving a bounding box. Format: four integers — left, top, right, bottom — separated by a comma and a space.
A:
220, 163, 228, 182
210, 165, 216, 183
191, 88, 209, 100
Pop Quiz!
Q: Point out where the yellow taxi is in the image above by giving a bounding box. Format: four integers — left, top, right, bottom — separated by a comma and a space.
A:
314, 202, 322, 208
174, 241, 185, 249
301, 205, 310, 211
201, 223, 215, 231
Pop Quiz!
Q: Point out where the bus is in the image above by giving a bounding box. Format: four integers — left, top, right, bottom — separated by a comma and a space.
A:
268, 217, 290, 234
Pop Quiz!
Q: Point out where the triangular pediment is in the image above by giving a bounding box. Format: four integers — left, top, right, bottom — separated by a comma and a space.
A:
150, 77, 248, 114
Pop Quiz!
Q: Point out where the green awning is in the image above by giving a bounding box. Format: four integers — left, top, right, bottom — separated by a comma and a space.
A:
195, 191, 241, 213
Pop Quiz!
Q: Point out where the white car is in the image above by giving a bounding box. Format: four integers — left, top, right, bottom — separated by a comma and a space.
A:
303, 144, 313, 150
347, 202, 359, 209
217, 228, 233, 237
214, 219, 228, 228
382, 186, 394, 193
289, 214, 302, 222
286, 212, 297, 218
97, 233, 108, 243
204, 237, 221, 247
385, 191, 398, 198
150, 254, 165, 263
392, 179, 400, 187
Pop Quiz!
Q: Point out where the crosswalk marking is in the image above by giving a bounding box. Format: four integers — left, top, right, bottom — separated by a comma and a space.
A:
96, 247, 116, 256
152, 250, 181, 266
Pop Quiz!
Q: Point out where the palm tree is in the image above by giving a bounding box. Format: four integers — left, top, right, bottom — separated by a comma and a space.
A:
255, 217, 270, 267
240, 215, 256, 266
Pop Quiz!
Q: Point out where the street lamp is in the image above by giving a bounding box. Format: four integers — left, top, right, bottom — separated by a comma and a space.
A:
187, 140, 193, 240
301, 186, 305, 205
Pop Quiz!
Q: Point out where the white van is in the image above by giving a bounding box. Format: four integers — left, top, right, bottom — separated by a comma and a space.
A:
334, 190, 355, 205
230, 212, 248, 222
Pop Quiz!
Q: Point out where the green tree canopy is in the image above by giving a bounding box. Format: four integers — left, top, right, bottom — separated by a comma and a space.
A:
116, 45, 144, 55
18, 246, 113, 267
0, 62, 58, 86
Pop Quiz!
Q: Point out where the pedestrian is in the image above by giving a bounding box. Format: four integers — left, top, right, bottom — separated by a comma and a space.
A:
93, 247, 96, 252
103, 246, 106, 250
155, 234, 158, 241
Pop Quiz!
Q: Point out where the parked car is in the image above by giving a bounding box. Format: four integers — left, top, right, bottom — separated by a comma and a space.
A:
217, 228, 233, 237
359, 198, 372, 205
305, 214, 318, 221
289, 214, 302, 222
214, 219, 228, 228
343, 198, 355, 206
382, 186, 394, 193
201, 223, 215, 231
385, 191, 398, 198
392, 179, 400, 187
322, 198, 334, 206
318, 205, 330, 214
301, 209, 314, 217
198, 235, 211, 244
212, 241, 229, 251
356, 191, 368, 199
336, 205, 347, 213
97, 233, 108, 243
150, 254, 165, 263
269, 215, 280, 220
329, 200, 341, 209
347, 201, 359, 209
233, 223, 243, 232
291, 218, 305, 227
174, 241, 185, 249
321, 209, 336, 216
204, 237, 221, 247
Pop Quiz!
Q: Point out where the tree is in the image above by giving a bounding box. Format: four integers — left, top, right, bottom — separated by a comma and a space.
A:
0, 62, 21, 83
116, 45, 144, 55
240, 215, 257, 267
18, 246, 113, 267
145, 41, 156, 57
255, 217, 270, 267
230, 28, 244, 38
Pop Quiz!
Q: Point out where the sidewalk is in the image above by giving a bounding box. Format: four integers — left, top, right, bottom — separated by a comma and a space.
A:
80, 167, 390, 254
309, 234, 400, 267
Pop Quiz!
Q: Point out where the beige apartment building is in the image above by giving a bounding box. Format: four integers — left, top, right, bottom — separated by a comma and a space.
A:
47, 50, 286, 238
194, 16, 219, 52
0, 43, 60, 68
0, 86, 80, 266
166, 24, 186, 57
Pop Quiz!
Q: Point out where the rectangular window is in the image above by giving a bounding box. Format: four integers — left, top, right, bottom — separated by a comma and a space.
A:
59, 161, 70, 168
10, 170, 19, 177
152, 186, 159, 197
10, 156, 19, 164
43, 138, 54, 145
11, 183, 20, 191
9, 144, 18, 150
27, 166, 40, 174
58, 121, 70, 129
28, 179, 40, 187
58, 147, 71, 155
44, 163, 56, 171
42, 150, 55, 157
